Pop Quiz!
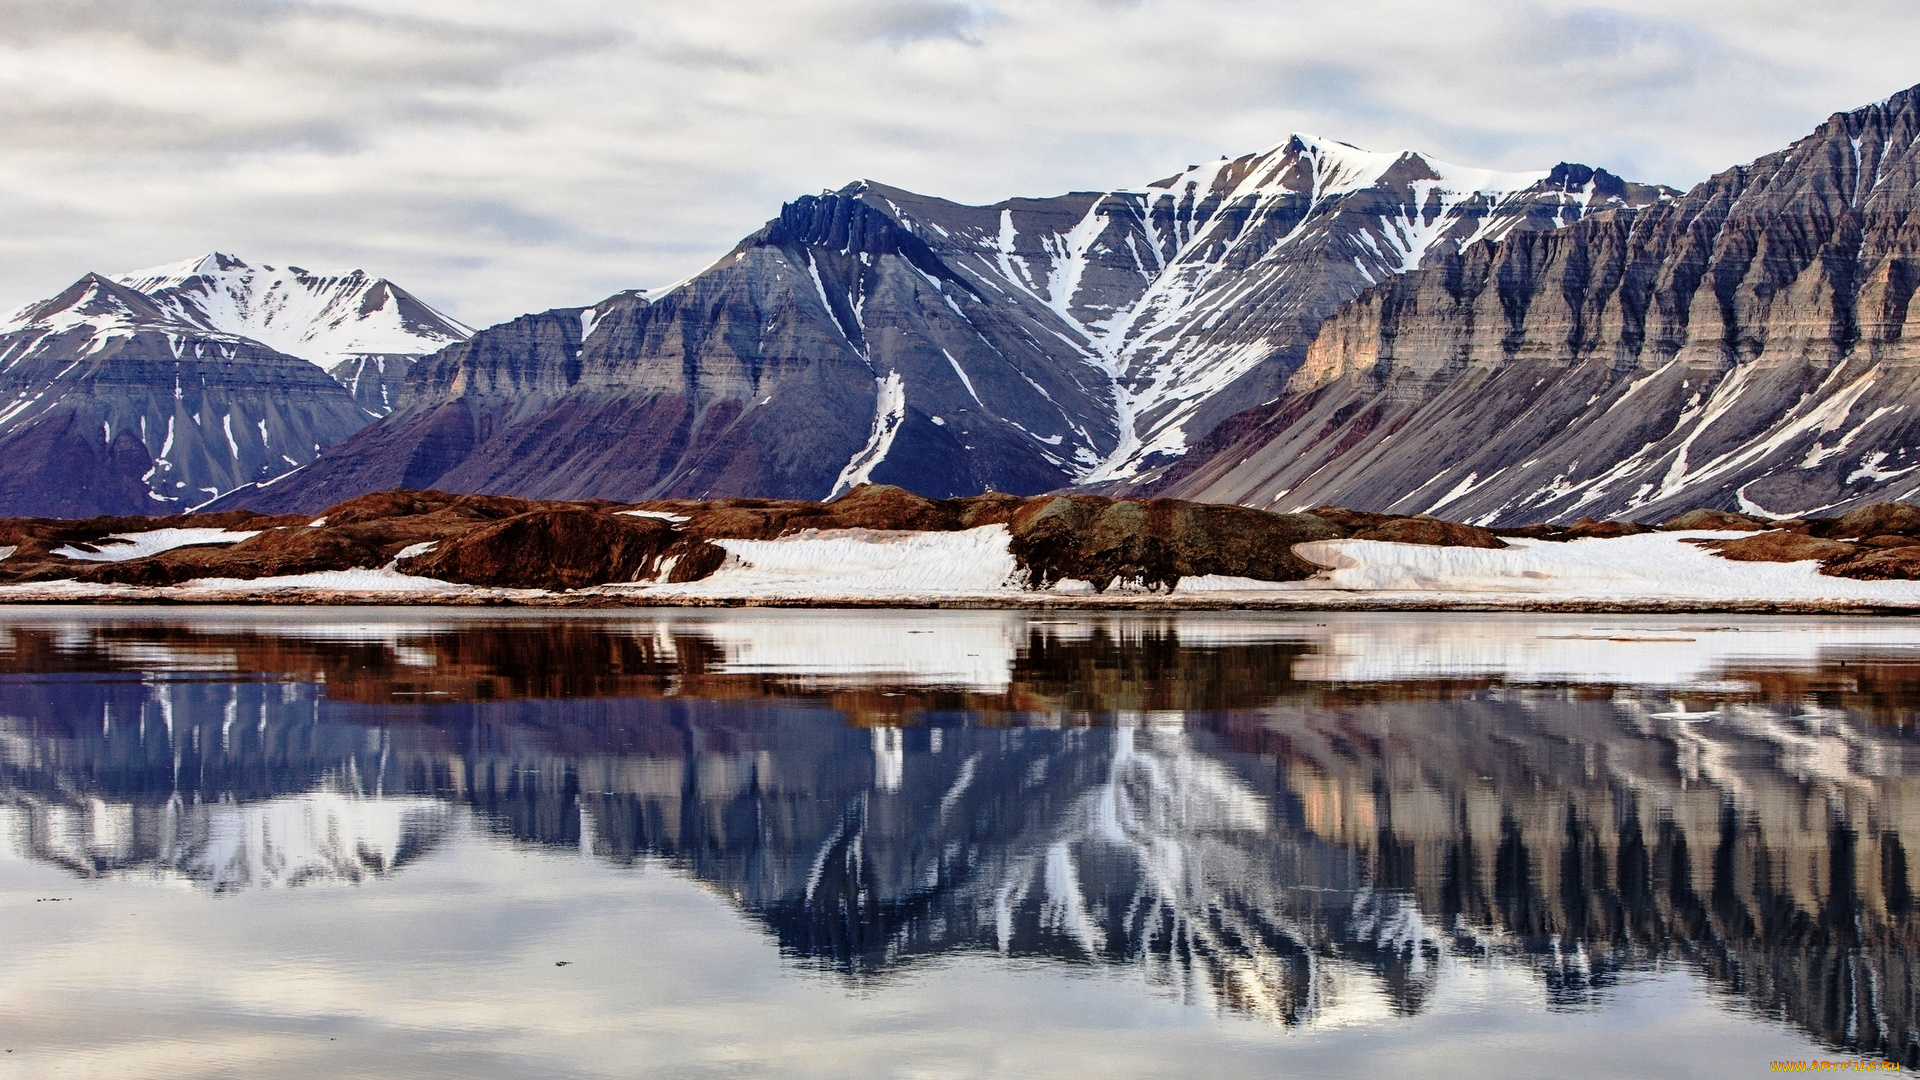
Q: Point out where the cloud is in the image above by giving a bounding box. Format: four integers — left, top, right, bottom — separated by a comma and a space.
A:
0, 0, 1915, 327
849, 1, 1001, 45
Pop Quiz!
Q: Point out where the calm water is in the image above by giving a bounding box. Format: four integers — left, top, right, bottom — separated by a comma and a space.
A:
2, 607, 1919, 1078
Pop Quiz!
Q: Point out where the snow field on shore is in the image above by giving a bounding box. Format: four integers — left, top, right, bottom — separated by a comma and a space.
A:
1286, 532, 1920, 603
4, 526, 1920, 607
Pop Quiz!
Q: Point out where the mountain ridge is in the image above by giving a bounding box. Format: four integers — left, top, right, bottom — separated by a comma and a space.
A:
209, 136, 1664, 514
1146, 82, 1920, 523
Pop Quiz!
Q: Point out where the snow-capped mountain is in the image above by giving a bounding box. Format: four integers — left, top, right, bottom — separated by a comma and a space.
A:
116, 253, 470, 369
0, 254, 468, 515
214, 137, 1663, 512
115, 253, 471, 417
1152, 84, 1920, 523
959, 137, 1671, 480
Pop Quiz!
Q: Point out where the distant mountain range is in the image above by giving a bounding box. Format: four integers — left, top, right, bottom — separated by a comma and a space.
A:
10, 82, 1920, 521
205, 138, 1666, 513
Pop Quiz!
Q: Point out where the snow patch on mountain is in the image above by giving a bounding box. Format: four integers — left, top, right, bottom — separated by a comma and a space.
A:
832, 371, 907, 497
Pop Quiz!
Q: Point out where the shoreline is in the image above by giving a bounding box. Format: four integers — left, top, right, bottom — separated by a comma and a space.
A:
2, 585, 1919, 615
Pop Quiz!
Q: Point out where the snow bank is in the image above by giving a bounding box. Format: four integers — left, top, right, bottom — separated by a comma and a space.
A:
54, 528, 261, 562
641, 526, 1021, 598
1288, 532, 1920, 603
1175, 575, 1296, 592
0, 567, 473, 599
175, 568, 469, 593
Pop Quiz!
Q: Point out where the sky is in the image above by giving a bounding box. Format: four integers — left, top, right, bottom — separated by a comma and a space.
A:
0, 0, 1916, 328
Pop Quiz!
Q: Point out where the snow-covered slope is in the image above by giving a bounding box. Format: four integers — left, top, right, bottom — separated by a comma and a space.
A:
1079, 139, 1669, 479
116, 253, 470, 369
844, 137, 1667, 483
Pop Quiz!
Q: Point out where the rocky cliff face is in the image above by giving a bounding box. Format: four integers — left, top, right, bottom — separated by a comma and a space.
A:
218, 141, 1659, 512
1155, 86, 1920, 524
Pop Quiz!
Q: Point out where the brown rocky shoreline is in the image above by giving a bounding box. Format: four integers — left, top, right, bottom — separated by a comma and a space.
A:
1, 484, 1919, 608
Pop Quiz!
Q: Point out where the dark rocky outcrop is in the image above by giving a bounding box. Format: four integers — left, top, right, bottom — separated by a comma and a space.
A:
400, 509, 725, 590
1691, 531, 1856, 564
1826, 502, 1920, 540
1352, 516, 1506, 549
1309, 506, 1506, 546
11, 488, 1920, 592
1664, 501, 1920, 579
1824, 545, 1920, 580
1003, 496, 1341, 591
0, 484, 1363, 593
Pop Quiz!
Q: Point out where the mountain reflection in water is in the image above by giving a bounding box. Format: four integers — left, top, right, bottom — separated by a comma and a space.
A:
1, 609, 1919, 1066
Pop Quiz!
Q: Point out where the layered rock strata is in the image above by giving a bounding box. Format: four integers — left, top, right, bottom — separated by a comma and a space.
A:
1156, 86, 1920, 524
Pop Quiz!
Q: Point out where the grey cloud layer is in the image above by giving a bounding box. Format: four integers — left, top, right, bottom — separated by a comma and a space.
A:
0, 0, 1912, 327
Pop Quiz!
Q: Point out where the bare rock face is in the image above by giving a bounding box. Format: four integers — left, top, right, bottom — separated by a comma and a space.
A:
1154, 84, 1920, 525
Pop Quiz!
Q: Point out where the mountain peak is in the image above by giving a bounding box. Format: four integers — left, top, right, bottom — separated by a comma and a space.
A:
108, 255, 470, 367
117, 252, 253, 292
3, 272, 175, 335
